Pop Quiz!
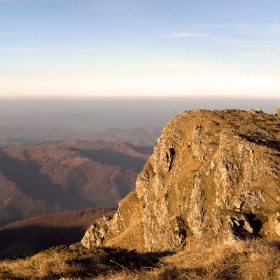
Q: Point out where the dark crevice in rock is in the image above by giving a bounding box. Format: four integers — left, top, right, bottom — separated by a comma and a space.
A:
168, 148, 175, 172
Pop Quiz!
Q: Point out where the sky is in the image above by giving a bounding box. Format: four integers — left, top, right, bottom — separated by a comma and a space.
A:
0, 0, 280, 99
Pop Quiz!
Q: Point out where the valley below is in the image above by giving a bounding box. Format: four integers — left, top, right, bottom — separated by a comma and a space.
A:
0, 140, 152, 225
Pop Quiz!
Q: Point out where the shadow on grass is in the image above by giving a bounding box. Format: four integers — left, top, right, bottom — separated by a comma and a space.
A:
0, 241, 174, 279
42, 244, 174, 278
238, 134, 280, 153
0, 224, 88, 260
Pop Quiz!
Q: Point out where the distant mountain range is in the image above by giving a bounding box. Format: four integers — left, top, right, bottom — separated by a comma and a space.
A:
0, 141, 153, 225
0, 125, 162, 148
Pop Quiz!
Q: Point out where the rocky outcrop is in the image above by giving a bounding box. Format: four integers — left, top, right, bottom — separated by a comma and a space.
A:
82, 109, 280, 252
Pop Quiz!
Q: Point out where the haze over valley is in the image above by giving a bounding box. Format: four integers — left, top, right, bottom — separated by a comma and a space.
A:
0, 97, 278, 225
0, 97, 278, 148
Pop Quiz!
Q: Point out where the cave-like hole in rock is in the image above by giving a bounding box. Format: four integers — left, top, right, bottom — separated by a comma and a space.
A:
245, 214, 263, 236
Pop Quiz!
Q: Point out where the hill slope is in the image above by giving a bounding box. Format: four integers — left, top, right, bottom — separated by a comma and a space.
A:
0, 207, 115, 259
82, 109, 280, 252
0, 141, 151, 225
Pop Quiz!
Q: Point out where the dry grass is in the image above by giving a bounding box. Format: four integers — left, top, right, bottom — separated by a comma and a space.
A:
0, 240, 280, 279
87, 239, 280, 280
0, 246, 83, 279
0, 244, 167, 280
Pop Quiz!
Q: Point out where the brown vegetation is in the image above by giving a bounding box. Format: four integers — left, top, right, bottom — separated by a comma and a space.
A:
0, 240, 279, 279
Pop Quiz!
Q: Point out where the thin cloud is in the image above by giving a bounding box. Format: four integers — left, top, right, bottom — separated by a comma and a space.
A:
0, 48, 36, 52
53, 43, 76, 49
160, 32, 207, 38
242, 23, 280, 36
243, 51, 272, 58
73, 49, 102, 53
212, 36, 280, 53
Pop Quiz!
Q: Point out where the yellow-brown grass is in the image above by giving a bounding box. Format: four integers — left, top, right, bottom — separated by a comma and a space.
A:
1, 240, 280, 279
88, 239, 280, 280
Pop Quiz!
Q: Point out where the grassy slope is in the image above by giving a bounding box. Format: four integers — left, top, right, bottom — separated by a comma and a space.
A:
0, 240, 280, 279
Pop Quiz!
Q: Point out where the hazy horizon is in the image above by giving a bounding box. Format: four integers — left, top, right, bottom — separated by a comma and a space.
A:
0, 97, 278, 116
0, 96, 279, 148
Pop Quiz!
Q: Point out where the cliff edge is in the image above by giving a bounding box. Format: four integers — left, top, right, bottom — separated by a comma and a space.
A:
82, 109, 280, 252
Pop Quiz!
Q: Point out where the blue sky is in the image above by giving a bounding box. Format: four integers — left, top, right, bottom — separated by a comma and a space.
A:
0, 0, 280, 98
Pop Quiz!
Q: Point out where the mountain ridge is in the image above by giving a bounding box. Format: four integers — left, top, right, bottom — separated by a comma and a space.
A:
0, 124, 162, 148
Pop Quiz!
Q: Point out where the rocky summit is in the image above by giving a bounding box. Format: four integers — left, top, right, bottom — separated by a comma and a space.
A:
82, 109, 280, 252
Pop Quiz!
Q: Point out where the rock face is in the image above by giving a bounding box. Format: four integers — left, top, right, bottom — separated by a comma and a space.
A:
82, 109, 280, 252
